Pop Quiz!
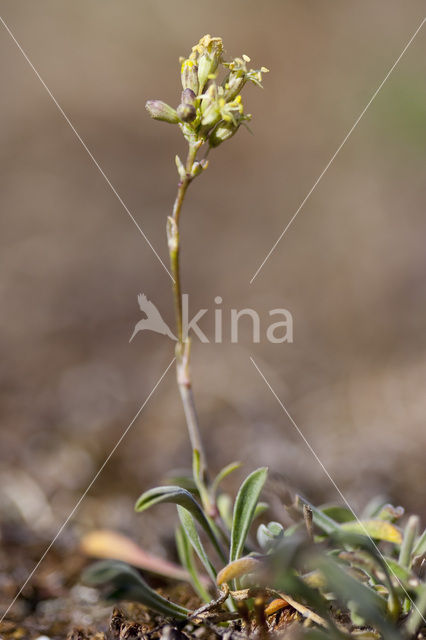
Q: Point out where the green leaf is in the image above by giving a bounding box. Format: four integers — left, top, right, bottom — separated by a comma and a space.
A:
404, 584, 426, 636
177, 505, 217, 585
319, 504, 355, 523
211, 461, 242, 497
399, 515, 419, 568
192, 449, 210, 510
340, 519, 402, 544
230, 467, 268, 562
257, 521, 284, 551
83, 560, 189, 619
253, 501, 269, 520
413, 528, 426, 556
316, 556, 400, 640
165, 472, 198, 493
135, 485, 225, 561
175, 526, 211, 603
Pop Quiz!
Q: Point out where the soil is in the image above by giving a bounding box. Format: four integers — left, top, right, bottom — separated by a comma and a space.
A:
0, 522, 306, 640
0, 523, 207, 640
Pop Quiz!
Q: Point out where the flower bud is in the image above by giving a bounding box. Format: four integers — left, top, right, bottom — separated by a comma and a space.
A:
200, 85, 221, 128
201, 101, 221, 128
181, 59, 199, 95
223, 73, 246, 102
177, 89, 197, 123
208, 121, 239, 147
181, 88, 196, 105
175, 155, 186, 181
177, 103, 197, 123
145, 100, 179, 124
191, 159, 208, 177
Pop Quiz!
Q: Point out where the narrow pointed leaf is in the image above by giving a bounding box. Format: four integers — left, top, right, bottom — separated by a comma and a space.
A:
253, 501, 269, 519
413, 528, 426, 556
192, 449, 211, 513
177, 504, 217, 585
217, 493, 233, 530
212, 461, 242, 497
230, 467, 268, 562
83, 560, 189, 618
135, 485, 225, 560
399, 515, 419, 568
175, 526, 211, 603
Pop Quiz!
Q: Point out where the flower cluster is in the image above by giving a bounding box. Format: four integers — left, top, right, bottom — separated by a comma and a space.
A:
146, 35, 268, 159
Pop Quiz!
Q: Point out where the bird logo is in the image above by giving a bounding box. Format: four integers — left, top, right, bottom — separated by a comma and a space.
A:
129, 294, 177, 342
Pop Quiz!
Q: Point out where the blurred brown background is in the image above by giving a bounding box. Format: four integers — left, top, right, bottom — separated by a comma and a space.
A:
0, 0, 425, 560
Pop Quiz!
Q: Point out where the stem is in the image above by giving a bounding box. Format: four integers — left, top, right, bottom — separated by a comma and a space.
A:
168, 142, 208, 482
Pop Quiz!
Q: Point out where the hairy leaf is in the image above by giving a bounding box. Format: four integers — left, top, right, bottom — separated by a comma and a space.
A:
399, 515, 419, 568
257, 521, 284, 551
211, 461, 242, 497
413, 528, 426, 556
217, 493, 233, 530
230, 467, 268, 562
175, 525, 211, 603
83, 560, 189, 618
404, 584, 426, 636
253, 501, 269, 520
177, 505, 217, 584
135, 485, 225, 561
316, 556, 399, 640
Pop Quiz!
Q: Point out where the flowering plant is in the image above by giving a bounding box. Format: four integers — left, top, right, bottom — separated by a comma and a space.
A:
83, 36, 426, 640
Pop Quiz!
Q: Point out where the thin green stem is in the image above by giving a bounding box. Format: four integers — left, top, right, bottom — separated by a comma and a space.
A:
168, 142, 208, 483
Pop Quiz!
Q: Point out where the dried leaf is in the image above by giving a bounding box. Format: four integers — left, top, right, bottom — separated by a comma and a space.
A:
216, 556, 262, 585
81, 530, 189, 582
